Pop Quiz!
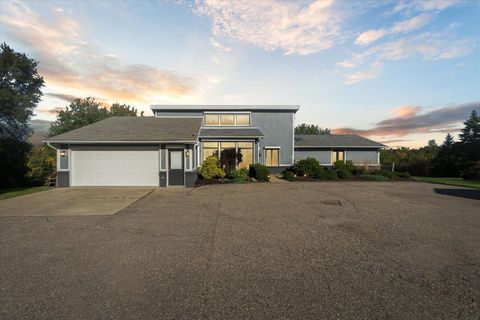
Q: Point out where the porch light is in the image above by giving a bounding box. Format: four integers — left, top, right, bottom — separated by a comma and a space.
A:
185, 150, 190, 157
60, 150, 66, 157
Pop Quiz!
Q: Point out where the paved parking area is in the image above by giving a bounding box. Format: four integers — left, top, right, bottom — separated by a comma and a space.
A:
0, 187, 153, 216
0, 181, 479, 319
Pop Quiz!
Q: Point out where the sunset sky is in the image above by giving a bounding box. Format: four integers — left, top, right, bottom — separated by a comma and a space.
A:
1, 0, 479, 147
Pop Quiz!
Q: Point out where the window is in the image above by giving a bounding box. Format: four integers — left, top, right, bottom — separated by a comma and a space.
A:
332, 150, 344, 163
205, 114, 219, 126
235, 114, 250, 126
220, 114, 234, 126
202, 141, 219, 161
204, 113, 251, 126
201, 141, 253, 169
265, 148, 279, 167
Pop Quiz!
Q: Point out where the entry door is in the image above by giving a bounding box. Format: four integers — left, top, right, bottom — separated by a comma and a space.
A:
168, 150, 184, 186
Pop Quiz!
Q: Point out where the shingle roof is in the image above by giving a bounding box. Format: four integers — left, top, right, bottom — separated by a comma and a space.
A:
199, 128, 264, 138
295, 134, 385, 148
45, 117, 202, 143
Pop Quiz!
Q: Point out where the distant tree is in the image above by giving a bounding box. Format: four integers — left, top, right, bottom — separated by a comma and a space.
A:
0, 43, 44, 186
295, 123, 330, 135
110, 103, 137, 116
48, 98, 138, 137
459, 110, 480, 143
443, 133, 454, 148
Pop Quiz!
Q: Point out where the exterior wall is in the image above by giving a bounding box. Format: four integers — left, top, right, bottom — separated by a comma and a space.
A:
57, 171, 70, 187
159, 172, 167, 187
155, 111, 203, 117
295, 149, 332, 164
346, 149, 379, 165
251, 111, 294, 166
185, 172, 197, 187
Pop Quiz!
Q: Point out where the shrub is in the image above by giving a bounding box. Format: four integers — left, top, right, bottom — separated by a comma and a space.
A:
283, 170, 295, 181
336, 168, 353, 179
372, 169, 396, 179
334, 160, 355, 172
395, 171, 411, 178
359, 174, 389, 181
198, 156, 225, 180
290, 157, 323, 177
461, 162, 480, 180
249, 164, 270, 181
230, 168, 250, 183
315, 168, 338, 180
26, 146, 56, 185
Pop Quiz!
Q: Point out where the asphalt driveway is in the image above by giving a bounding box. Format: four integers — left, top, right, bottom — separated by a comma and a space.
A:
0, 187, 153, 216
0, 181, 479, 319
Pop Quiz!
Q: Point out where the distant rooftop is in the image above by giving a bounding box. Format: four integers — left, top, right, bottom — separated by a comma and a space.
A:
295, 134, 386, 148
150, 105, 300, 111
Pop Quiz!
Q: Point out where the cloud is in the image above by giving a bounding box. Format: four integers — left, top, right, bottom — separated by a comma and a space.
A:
345, 61, 383, 84
332, 101, 479, 137
0, 1, 196, 105
194, 0, 348, 55
393, 0, 460, 13
355, 14, 433, 46
209, 38, 231, 53
355, 29, 388, 46
45, 93, 78, 102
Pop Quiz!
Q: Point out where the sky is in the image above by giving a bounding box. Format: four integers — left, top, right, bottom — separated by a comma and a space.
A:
1, 0, 479, 148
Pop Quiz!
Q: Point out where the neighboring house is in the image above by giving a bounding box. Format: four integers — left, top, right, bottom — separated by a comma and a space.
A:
44, 105, 385, 187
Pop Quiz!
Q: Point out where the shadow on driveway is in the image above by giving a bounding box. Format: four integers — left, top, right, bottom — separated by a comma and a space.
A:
434, 188, 480, 200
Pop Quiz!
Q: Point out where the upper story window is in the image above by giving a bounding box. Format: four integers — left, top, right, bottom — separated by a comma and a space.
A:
204, 113, 251, 126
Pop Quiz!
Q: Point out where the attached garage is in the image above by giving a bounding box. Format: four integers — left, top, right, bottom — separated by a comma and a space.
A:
71, 146, 159, 186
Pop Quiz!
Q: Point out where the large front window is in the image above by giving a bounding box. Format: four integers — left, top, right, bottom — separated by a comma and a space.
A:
202, 141, 254, 170
332, 150, 345, 163
204, 113, 251, 126
265, 148, 279, 167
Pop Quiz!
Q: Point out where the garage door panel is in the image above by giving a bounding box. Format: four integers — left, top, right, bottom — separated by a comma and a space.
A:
72, 147, 159, 186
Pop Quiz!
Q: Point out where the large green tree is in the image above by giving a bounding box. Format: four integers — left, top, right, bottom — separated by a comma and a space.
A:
48, 98, 138, 137
0, 43, 44, 187
459, 110, 480, 143
295, 123, 330, 135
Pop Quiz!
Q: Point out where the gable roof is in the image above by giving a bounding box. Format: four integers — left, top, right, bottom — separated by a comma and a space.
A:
199, 128, 263, 138
150, 105, 300, 112
44, 117, 202, 143
295, 134, 385, 148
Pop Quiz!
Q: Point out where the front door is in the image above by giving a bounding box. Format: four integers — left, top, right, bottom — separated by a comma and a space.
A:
168, 149, 184, 186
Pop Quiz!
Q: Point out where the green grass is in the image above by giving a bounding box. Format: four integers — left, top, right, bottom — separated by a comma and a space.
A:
0, 186, 52, 201
413, 177, 480, 189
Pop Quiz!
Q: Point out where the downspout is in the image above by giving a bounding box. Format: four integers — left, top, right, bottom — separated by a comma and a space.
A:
46, 142, 58, 151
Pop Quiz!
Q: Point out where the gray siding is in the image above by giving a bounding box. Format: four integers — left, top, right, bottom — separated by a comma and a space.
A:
155, 111, 203, 117
346, 149, 379, 165
295, 149, 332, 164
252, 111, 294, 165
57, 171, 70, 187
185, 172, 197, 187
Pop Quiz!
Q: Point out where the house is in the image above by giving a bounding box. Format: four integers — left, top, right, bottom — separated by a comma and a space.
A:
44, 105, 385, 187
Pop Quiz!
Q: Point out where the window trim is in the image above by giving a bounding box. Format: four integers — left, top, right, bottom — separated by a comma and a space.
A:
264, 146, 280, 167
201, 140, 255, 168
203, 112, 251, 127
332, 149, 346, 164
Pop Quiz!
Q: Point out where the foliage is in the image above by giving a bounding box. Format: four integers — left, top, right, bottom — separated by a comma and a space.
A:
459, 110, 480, 143
334, 160, 354, 179
359, 174, 389, 181
283, 170, 295, 181
48, 98, 138, 137
295, 123, 330, 135
290, 157, 323, 177
372, 169, 396, 179
461, 162, 480, 180
0, 43, 44, 187
26, 145, 56, 185
198, 156, 225, 180
230, 168, 250, 183
336, 168, 352, 179
249, 163, 270, 181
395, 172, 411, 178
315, 168, 338, 180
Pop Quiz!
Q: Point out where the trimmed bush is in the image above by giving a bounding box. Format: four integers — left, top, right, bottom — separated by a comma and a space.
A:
230, 168, 250, 183
359, 174, 389, 181
249, 164, 270, 181
283, 170, 295, 181
290, 157, 323, 177
372, 169, 397, 179
336, 168, 353, 179
315, 168, 338, 180
334, 160, 355, 172
198, 156, 225, 180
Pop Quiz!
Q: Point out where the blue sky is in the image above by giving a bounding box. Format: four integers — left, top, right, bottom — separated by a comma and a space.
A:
1, 0, 479, 147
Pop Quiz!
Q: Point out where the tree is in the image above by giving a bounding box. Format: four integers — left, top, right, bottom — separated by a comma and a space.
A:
459, 110, 480, 143
47, 98, 138, 137
443, 133, 454, 148
431, 134, 458, 177
26, 145, 56, 185
110, 103, 137, 116
0, 43, 44, 187
295, 123, 330, 135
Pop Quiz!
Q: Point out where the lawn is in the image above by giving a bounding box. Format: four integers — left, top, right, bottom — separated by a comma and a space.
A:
414, 177, 480, 189
0, 186, 52, 201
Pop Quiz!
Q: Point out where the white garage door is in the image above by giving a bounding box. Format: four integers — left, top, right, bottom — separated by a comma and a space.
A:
71, 146, 159, 186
